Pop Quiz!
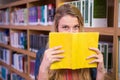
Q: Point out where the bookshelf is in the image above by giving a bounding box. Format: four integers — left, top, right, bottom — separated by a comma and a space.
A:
0, 0, 119, 80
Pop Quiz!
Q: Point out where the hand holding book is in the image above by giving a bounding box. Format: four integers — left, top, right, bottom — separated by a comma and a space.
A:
49, 32, 99, 69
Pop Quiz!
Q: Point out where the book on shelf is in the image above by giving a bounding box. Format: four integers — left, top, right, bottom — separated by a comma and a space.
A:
10, 8, 28, 26
92, 0, 107, 27
30, 34, 48, 53
11, 73, 25, 80
64, 0, 107, 27
29, 6, 38, 25
29, 4, 55, 26
12, 52, 27, 73
0, 66, 1, 78
0, 8, 10, 25
0, 48, 10, 65
30, 60, 35, 79
40, 5, 48, 25
49, 32, 99, 69
47, 4, 55, 25
0, 30, 9, 45
10, 32, 27, 49
1, 66, 10, 80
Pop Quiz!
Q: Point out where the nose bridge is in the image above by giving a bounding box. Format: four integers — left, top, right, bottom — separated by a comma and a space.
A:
69, 27, 74, 32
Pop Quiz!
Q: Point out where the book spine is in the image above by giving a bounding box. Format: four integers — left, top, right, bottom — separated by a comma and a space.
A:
92, 0, 107, 27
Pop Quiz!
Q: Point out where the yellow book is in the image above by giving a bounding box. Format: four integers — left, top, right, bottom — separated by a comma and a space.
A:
49, 32, 99, 70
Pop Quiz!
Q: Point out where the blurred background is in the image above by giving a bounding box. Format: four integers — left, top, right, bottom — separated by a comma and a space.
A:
0, 0, 17, 5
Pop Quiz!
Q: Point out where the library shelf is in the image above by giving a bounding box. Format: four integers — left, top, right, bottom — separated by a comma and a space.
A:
9, 0, 27, 7
0, 25, 10, 29
84, 27, 114, 36
0, 43, 36, 58
117, 28, 120, 36
27, 25, 52, 31
27, 0, 41, 3
0, 0, 119, 80
0, 4, 10, 9
0, 61, 32, 80
0, 25, 51, 31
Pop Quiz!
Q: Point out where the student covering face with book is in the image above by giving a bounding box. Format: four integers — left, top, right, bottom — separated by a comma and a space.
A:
35, 4, 105, 80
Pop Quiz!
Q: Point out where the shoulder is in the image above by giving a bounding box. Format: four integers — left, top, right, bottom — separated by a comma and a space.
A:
36, 47, 46, 57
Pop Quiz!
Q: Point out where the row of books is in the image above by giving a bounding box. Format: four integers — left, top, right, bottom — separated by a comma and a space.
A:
0, 3, 55, 26
0, 66, 10, 80
0, 48, 10, 65
0, 31, 48, 52
0, 0, 109, 27
10, 32, 27, 49
12, 52, 27, 73
0, 50, 35, 79
30, 60, 35, 79
64, 0, 107, 27
0, 30, 9, 45
0, 66, 25, 80
0, 8, 10, 25
98, 42, 113, 73
30, 34, 48, 53
10, 8, 28, 25
29, 4, 55, 26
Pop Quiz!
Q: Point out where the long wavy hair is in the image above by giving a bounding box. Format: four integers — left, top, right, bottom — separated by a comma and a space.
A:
48, 4, 91, 80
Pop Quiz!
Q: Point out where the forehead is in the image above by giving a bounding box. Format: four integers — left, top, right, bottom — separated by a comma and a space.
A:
59, 15, 79, 26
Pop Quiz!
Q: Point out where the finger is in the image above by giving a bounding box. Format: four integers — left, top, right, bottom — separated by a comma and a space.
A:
49, 55, 64, 61
49, 46, 62, 51
89, 59, 99, 64
51, 50, 64, 55
45, 46, 62, 53
52, 55, 64, 59
89, 47, 101, 54
86, 54, 99, 59
52, 58, 62, 62
51, 56, 64, 63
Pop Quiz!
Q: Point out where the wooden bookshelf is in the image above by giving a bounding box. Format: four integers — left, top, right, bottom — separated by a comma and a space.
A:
0, 25, 52, 31
1, 61, 32, 80
0, 43, 36, 58
0, 0, 119, 80
84, 27, 114, 36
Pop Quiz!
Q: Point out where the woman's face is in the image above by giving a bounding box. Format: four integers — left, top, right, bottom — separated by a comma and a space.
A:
58, 15, 80, 33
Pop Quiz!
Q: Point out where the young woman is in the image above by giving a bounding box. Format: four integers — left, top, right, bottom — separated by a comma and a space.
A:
35, 4, 105, 80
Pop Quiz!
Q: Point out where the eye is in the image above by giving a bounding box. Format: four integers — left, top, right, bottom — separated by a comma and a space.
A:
62, 25, 69, 30
73, 25, 80, 30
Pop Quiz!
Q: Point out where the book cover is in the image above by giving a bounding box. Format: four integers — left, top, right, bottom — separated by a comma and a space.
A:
1, 66, 8, 80
92, 0, 107, 27
49, 32, 99, 69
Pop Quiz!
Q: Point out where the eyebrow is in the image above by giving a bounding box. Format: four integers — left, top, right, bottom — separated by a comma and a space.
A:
61, 24, 79, 26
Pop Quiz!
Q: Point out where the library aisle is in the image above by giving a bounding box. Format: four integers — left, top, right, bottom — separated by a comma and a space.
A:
0, 0, 119, 80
